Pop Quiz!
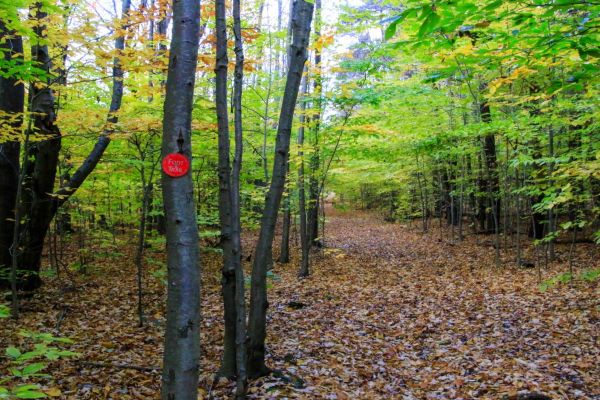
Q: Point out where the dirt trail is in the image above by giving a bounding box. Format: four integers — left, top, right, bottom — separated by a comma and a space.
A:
1, 208, 598, 399
259, 208, 599, 399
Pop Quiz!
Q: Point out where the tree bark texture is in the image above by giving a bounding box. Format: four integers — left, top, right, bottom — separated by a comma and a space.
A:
214, 0, 237, 379
307, 0, 322, 247
247, 0, 314, 379
0, 21, 24, 289
297, 75, 310, 277
480, 101, 500, 233
160, 0, 201, 397
17, 3, 62, 290
232, 0, 247, 395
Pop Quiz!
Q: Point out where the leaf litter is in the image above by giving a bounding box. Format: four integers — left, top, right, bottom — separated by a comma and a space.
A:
1, 208, 598, 399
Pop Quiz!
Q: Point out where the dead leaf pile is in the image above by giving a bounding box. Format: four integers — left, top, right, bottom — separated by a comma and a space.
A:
1, 208, 598, 399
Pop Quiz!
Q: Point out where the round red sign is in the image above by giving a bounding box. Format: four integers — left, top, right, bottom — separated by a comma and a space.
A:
162, 153, 190, 177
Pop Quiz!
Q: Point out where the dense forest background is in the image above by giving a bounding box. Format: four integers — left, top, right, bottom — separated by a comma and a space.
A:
0, 0, 598, 398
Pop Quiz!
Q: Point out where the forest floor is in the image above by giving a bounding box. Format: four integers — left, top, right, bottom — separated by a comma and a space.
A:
1, 207, 599, 399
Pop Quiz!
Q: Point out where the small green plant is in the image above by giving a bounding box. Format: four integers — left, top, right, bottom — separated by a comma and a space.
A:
540, 268, 600, 292
146, 235, 166, 253
201, 246, 223, 254
0, 308, 77, 399
38, 270, 56, 279
0, 384, 48, 399
148, 257, 167, 285
540, 272, 574, 292
199, 230, 220, 239
0, 304, 9, 318
580, 268, 600, 282
67, 261, 87, 273
333, 203, 350, 212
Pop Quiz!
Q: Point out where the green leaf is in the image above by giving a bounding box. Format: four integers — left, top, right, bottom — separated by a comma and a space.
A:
385, 14, 404, 40
14, 386, 39, 392
0, 304, 9, 318
15, 392, 47, 399
384, 8, 418, 41
483, 0, 503, 11
580, 269, 600, 282
417, 11, 440, 38
22, 363, 46, 376
13, 384, 47, 399
18, 350, 43, 362
6, 347, 21, 359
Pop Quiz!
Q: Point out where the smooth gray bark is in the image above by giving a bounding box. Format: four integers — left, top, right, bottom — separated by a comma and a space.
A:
278, 3, 296, 265
297, 76, 310, 277
278, 184, 291, 264
307, 0, 322, 247
160, 0, 201, 398
214, 0, 237, 379
232, 0, 247, 396
247, 0, 314, 378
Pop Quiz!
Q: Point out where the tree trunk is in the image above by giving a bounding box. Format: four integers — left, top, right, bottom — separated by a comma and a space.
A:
278, 177, 291, 264
458, 157, 465, 240
160, 0, 201, 398
476, 152, 486, 232
135, 172, 150, 327
247, 0, 313, 378
214, 0, 237, 379
232, 0, 247, 395
277, 0, 298, 265
415, 153, 428, 232
307, 0, 322, 247
480, 101, 500, 233
7, 0, 133, 290
297, 75, 310, 277
515, 168, 522, 266
0, 21, 24, 289
17, 3, 63, 290
529, 138, 545, 239
547, 127, 556, 260
465, 154, 477, 233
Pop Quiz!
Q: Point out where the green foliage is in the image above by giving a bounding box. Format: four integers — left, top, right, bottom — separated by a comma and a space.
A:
580, 268, 600, 282
540, 272, 574, 292
0, 304, 9, 318
0, 384, 47, 399
540, 268, 600, 292
0, 313, 77, 400
324, 0, 600, 244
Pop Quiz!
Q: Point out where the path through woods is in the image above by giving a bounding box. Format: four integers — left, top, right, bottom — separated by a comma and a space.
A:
1, 208, 598, 399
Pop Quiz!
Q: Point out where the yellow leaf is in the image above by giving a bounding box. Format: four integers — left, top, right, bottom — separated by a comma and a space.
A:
45, 387, 61, 397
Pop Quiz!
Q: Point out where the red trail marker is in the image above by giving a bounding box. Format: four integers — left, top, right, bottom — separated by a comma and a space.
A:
162, 153, 190, 177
